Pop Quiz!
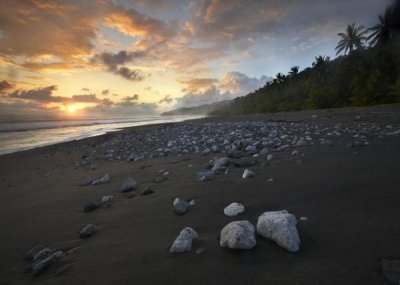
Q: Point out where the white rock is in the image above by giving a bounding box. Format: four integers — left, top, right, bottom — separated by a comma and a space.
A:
170, 227, 198, 253
173, 198, 180, 206
100, 174, 111, 183
242, 168, 255, 179
291, 150, 299, 156
189, 199, 196, 206
267, 154, 273, 161
224, 203, 245, 217
100, 195, 113, 205
220, 221, 256, 250
256, 210, 300, 252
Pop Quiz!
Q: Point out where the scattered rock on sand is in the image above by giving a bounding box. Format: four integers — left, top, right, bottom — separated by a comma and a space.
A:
32, 251, 64, 276
121, 178, 138, 192
189, 199, 196, 206
174, 200, 190, 215
170, 227, 198, 253
81, 177, 95, 186
220, 221, 256, 250
100, 174, 111, 183
154, 176, 167, 183
212, 157, 230, 172
197, 170, 215, 182
232, 157, 257, 168
25, 245, 45, 261
224, 203, 245, 217
79, 224, 98, 238
256, 210, 300, 252
33, 248, 50, 261
99, 196, 113, 208
84, 202, 98, 212
140, 186, 154, 195
382, 259, 400, 284
242, 168, 255, 179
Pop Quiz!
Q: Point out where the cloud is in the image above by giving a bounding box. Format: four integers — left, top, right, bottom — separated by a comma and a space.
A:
92, 50, 146, 81
175, 71, 270, 108
159, 95, 173, 104
120, 94, 140, 105
82, 87, 90, 91
0, 80, 15, 93
101, 89, 109, 95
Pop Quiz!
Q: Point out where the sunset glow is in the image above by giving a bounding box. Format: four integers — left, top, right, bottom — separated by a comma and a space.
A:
0, 0, 392, 117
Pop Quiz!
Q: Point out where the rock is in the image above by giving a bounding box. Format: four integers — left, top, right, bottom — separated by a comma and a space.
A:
99, 196, 113, 207
141, 186, 154, 195
256, 210, 300, 252
320, 139, 332, 146
232, 157, 257, 168
196, 170, 215, 182
224, 203, 245, 217
33, 248, 50, 261
84, 202, 98, 212
170, 227, 198, 253
299, 216, 308, 221
189, 199, 196, 206
174, 200, 190, 215
220, 221, 256, 250
296, 137, 307, 146
382, 259, 400, 284
81, 177, 95, 186
267, 154, 273, 161
242, 168, 255, 179
173, 198, 180, 206
79, 224, 97, 238
25, 245, 45, 261
100, 174, 111, 183
154, 176, 167, 183
291, 150, 299, 156
121, 178, 138, 192
32, 251, 64, 276
212, 157, 230, 172
276, 144, 289, 151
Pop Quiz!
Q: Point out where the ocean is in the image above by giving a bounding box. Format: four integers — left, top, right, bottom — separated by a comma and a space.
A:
0, 115, 201, 155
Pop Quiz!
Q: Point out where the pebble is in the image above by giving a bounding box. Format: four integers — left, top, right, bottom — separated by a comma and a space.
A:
79, 224, 97, 238
121, 178, 138, 192
197, 170, 215, 182
242, 169, 255, 179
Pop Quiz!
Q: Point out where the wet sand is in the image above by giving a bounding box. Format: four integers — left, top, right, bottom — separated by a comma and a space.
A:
0, 105, 400, 285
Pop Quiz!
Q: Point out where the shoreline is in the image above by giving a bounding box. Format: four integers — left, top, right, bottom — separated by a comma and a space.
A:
0, 106, 400, 284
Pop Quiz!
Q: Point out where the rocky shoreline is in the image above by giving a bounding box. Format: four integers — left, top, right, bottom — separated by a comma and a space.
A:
1, 106, 400, 284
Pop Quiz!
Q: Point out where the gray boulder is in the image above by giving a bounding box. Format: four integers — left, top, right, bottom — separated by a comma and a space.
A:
174, 200, 190, 215
196, 170, 215, 182
79, 224, 97, 238
170, 227, 198, 253
81, 177, 95, 186
121, 178, 138, 192
100, 174, 111, 183
220, 220, 256, 250
256, 210, 300, 252
224, 203, 245, 217
25, 245, 45, 261
32, 251, 64, 276
242, 169, 255, 179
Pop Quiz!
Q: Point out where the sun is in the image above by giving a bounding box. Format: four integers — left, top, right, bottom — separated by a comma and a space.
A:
66, 105, 78, 113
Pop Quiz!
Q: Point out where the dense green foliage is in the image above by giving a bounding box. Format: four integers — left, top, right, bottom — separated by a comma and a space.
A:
212, 4, 400, 116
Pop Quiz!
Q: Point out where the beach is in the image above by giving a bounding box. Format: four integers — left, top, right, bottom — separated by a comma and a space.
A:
1, 106, 400, 285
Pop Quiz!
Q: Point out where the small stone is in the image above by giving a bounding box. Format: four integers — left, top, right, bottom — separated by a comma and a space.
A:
33, 248, 50, 261
267, 178, 274, 182
220, 221, 256, 250
141, 186, 154, 195
189, 199, 195, 206
232, 157, 257, 168
256, 210, 300, 252
242, 169, 255, 179
25, 245, 45, 261
84, 202, 98, 212
79, 224, 97, 238
32, 251, 64, 276
299, 216, 308, 221
174, 200, 190, 215
100, 174, 111, 183
276, 144, 289, 152
170, 227, 198, 253
154, 176, 167, 183
224, 202, 245, 217
291, 150, 299, 156
121, 178, 138, 192
99, 196, 113, 208
81, 177, 95, 186
196, 170, 215, 182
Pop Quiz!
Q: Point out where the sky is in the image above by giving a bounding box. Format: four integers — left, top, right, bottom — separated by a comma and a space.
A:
0, 0, 393, 117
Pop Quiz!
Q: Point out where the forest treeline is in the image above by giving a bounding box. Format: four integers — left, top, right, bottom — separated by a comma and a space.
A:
212, 3, 400, 115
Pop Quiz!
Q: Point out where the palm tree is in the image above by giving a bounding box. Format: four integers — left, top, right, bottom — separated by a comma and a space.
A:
312, 55, 330, 79
335, 23, 367, 55
288, 66, 299, 77
275, 72, 286, 84
368, 7, 394, 46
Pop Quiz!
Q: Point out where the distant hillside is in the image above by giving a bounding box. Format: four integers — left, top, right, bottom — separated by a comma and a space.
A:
161, 100, 232, 116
